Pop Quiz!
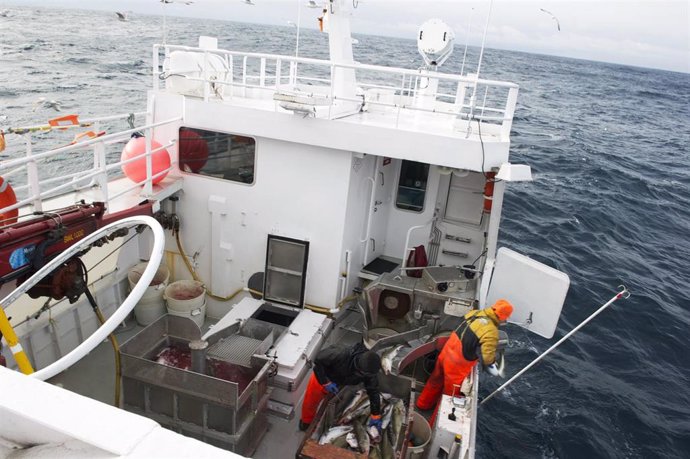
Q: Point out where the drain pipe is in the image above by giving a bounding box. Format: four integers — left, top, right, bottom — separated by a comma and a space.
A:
189, 339, 208, 374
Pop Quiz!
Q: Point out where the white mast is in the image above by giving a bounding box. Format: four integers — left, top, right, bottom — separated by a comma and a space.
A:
325, 0, 358, 116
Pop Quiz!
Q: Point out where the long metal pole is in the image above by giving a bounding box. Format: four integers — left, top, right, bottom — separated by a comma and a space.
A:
480, 285, 630, 406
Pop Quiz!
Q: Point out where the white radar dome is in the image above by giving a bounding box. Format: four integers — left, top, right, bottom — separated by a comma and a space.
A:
417, 19, 455, 68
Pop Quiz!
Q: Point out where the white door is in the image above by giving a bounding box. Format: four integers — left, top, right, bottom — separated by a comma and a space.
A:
364, 157, 394, 265
486, 247, 570, 338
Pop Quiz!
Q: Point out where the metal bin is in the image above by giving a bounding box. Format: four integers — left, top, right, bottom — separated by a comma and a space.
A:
120, 314, 273, 456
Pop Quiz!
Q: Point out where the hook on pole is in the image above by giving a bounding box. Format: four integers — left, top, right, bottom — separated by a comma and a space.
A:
617, 285, 631, 299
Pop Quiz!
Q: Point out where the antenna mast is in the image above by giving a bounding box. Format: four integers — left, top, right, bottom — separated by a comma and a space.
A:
295, 0, 302, 58
468, 0, 493, 120
460, 7, 474, 76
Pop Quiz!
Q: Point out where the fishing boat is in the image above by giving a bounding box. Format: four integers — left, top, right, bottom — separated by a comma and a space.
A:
0, 2, 575, 458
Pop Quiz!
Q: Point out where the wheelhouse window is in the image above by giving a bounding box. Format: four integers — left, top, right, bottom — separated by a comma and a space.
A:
396, 160, 429, 212
178, 127, 255, 184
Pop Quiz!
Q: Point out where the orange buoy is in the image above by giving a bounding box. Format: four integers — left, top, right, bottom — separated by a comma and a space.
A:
483, 171, 497, 213
178, 128, 209, 173
121, 135, 171, 185
0, 176, 19, 225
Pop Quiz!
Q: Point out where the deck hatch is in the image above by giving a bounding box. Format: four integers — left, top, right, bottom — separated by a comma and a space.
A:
263, 235, 309, 308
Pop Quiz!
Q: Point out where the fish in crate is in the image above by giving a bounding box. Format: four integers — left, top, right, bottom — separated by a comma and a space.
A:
298, 375, 413, 459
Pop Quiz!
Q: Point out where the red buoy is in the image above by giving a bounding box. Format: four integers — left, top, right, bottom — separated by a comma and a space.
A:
121, 136, 171, 185
179, 128, 209, 173
0, 176, 18, 225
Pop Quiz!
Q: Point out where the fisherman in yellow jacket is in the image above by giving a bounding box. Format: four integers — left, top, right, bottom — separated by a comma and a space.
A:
416, 299, 514, 425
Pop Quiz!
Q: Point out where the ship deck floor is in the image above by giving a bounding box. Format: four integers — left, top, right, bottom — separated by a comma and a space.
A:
48, 299, 374, 458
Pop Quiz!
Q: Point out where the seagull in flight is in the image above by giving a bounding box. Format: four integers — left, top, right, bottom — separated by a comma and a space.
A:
540, 8, 560, 31
115, 11, 127, 21
32, 97, 62, 112
161, 0, 194, 4
242, 0, 255, 5
306, 0, 320, 8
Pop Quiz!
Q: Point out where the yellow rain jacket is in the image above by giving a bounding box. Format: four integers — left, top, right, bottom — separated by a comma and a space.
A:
456, 307, 501, 365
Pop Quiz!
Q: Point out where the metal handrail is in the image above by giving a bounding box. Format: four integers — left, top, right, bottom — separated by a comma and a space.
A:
153, 43, 519, 134
156, 44, 518, 88
0, 117, 180, 171
0, 115, 182, 218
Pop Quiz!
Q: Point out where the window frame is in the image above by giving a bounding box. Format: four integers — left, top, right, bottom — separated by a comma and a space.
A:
395, 160, 430, 213
177, 126, 257, 186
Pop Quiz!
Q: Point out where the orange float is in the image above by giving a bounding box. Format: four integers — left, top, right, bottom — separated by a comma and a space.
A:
121, 135, 171, 185
0, 177, 19, 225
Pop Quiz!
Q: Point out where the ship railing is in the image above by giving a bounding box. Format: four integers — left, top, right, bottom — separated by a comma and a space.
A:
0, 113, 182, 220
153, 44, 518, 139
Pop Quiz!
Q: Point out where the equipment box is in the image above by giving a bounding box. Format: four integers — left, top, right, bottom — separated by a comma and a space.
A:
120, 315, 272, 456
297, 373, 415, 459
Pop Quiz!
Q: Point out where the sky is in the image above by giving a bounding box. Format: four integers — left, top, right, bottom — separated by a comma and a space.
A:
3, 0, 689, 73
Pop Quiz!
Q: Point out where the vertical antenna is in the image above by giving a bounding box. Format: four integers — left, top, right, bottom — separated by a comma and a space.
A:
295, 0, 302, 58
162, 3, 168, 45
468, 0, 493, 120
460, 7, 474, 76
475, 0, 493, 81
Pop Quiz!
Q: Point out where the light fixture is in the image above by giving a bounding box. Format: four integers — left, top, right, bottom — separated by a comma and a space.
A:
496, 163, 532, 182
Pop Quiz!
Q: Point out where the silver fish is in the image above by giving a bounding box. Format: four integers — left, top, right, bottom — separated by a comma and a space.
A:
380, 434, 394, 459
381, 403, 394, 430
339, 399, 370, 424
318, 425, 353, 445
388, 399, 405, 446
339, 389, 367, 422
353, 418, 370, 456
346, 432, 358, 450
380, 392, 394, 402
367, 424, 381, 444
369, 443, 382, 459
381, 345, 405, 375
332, 434, 349, 449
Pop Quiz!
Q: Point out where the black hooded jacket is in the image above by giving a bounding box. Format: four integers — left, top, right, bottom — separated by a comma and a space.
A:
312, 342, 381, 415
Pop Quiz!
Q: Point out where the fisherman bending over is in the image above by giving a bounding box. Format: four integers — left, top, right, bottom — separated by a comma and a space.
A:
300, 342, 383, 433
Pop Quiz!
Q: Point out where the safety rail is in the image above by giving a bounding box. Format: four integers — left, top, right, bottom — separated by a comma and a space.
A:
153, 44, 518, 138
0, 113, 182, 221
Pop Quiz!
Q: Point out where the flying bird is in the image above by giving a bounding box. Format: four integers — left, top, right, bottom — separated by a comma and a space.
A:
115, 11, 127, 21
540, 8, 560, 31
241, 0, 255, 5
32, 97, 62, 112
306, 0, 320, 8
161, 0, 194, 4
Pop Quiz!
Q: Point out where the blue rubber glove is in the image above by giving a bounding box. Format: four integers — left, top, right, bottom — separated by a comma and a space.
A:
368, 414, 382, 432
323, 382, 339, 395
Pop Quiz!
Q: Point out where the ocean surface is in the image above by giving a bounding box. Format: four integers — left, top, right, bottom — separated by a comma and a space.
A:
1, 6, 689, 459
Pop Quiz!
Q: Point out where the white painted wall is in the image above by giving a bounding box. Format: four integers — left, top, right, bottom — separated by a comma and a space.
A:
365, 156, 396, 264
172, 138, 352, 312
341, 155, 375, 288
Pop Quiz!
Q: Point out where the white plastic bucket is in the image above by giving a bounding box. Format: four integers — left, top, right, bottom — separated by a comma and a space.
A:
164, 280, 206, 328
406, 412, 431, 459
128, 262, 170, 326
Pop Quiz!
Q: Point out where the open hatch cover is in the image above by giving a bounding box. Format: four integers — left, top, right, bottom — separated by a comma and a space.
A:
486, 247, 569, 338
